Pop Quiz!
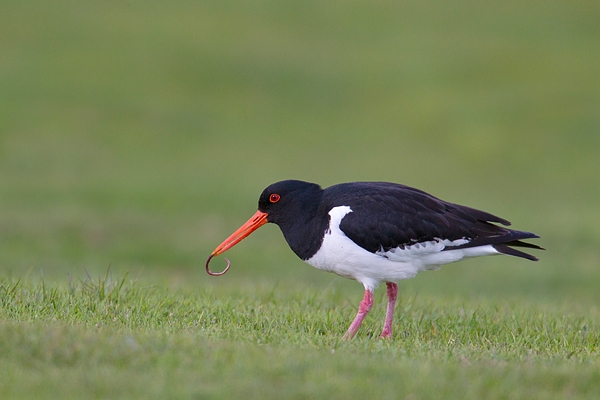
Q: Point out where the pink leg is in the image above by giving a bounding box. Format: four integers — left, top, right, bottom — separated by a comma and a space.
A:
380, 282, 398, 338
344, 289, 374, 339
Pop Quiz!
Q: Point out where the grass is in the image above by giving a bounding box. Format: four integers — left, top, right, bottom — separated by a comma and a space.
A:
1, 0, 600, 398
1, 274, 599, 399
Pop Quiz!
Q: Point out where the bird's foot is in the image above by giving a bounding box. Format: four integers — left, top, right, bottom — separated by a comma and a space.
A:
343, 289, 374, 340
379, 330, 393, 339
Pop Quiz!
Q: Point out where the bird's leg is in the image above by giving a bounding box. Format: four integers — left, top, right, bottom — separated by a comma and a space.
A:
344, 288, 374, 339
380, 282, 398, 338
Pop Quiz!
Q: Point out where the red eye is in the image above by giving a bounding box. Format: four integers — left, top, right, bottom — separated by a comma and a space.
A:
269, 193, 281, 203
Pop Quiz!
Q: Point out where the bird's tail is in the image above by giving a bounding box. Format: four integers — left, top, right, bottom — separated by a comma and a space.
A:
492, 234, 544, 261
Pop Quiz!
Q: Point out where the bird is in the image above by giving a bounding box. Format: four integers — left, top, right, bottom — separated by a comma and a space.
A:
206, 180, 543, 339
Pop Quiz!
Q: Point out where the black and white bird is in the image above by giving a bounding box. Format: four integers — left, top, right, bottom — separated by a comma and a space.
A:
206, 180, 542, 339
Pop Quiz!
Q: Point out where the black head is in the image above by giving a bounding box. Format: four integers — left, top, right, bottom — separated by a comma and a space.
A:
258, 180, 323, 226
207, 180, 327, 273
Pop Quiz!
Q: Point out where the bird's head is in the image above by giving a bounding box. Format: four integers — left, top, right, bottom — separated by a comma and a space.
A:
206, 180, 322, 276
257, 180, 322, 226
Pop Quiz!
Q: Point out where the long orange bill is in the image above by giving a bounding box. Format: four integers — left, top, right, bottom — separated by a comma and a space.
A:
205, 210, 268, 276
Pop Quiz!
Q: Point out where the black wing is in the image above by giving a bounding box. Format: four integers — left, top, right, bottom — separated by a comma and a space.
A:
325, 182, 542, 261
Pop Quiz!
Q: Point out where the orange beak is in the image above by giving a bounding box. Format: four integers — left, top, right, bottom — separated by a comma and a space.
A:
206, 210, 268, 276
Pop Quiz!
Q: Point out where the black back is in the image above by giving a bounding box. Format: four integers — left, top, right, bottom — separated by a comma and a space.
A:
325, 182, 541, 260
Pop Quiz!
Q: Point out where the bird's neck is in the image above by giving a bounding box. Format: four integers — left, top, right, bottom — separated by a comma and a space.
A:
277, 202, 330, 261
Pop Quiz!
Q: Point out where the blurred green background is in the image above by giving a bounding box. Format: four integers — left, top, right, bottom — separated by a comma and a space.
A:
1, 0, 599, 304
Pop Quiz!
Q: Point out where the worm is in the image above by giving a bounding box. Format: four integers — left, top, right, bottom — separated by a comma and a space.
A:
205, 254, 231, 276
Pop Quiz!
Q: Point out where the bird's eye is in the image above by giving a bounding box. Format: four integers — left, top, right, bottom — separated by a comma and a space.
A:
269, 193, 281, 203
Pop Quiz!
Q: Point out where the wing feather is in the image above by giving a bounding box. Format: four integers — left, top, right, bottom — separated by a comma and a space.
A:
324, 182, 540, 260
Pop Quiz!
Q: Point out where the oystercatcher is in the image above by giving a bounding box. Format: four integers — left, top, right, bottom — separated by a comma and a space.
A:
206, 180, 542, 339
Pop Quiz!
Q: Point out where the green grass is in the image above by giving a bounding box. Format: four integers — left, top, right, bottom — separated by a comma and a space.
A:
1, 0, 600, 398
1, 274, 599, 399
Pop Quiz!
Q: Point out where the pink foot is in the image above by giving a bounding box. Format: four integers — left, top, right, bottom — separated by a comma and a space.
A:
380, 282, 398, 339
344, 289, 374, 339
